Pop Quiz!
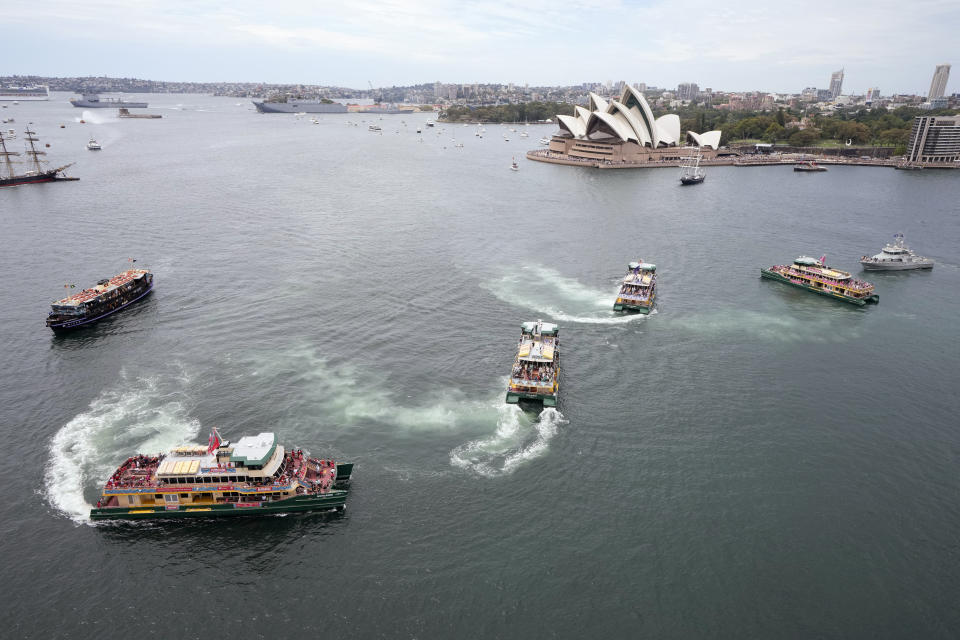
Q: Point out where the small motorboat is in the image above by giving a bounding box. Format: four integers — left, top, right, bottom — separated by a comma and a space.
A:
86, 138, 102, 150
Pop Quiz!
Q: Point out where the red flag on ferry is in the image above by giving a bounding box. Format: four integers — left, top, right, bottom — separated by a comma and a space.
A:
207, 428, 221, 455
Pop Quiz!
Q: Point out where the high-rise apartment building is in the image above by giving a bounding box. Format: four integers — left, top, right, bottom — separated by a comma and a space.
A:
906, 115, 960, 165
829, 69, 844, 100
676, 82, 699, 100
866, 87, 881, 103
928, 64, 951, 100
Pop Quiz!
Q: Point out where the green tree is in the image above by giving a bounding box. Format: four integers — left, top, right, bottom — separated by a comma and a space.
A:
788, 129, 820, 146
763, 123, 785, 142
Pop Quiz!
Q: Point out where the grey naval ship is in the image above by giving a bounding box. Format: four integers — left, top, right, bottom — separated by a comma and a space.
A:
253, 100, 348, 113
70, 94, 148, 108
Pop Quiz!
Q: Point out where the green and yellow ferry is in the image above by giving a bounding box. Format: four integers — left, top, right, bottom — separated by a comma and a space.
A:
761, 256, 879, 306
90, 429, 352, 521
613, 261, 656, 313
505, 320, 560, 407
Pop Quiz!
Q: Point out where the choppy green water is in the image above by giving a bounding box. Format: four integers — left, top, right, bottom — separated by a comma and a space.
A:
1, 94, 959, 638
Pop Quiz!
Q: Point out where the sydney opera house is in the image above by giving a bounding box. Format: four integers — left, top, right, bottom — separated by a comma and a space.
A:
536, 84, 722, 166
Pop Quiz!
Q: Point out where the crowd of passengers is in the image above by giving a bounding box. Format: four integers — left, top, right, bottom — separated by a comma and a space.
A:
512, 362, 555, 383
781, 266, 871, 291
103, 454, 160, 489
620, 284, 651, 299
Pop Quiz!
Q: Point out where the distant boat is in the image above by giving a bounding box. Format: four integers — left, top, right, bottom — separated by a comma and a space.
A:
252, 100, 346, 114
794, 160, 827, 172
425, 120, 435, 127
679, 147, 705, 185
70, 94, 147, 108
0, 85, 49, 101
86, 138, 101, 151
0, 127, 78, 187
368, 125, 381, 132
510, 157, 519, 171
860, 234, 934, 271
539, 137, 550, 145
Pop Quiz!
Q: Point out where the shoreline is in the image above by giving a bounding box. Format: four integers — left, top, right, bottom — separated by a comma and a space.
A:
525, 149, 959, 170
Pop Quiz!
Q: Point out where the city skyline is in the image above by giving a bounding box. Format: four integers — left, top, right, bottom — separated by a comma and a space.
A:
3, 0, 958, 95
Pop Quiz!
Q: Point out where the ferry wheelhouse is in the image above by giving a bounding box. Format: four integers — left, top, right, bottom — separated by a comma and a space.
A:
614, 261, 656, 313
46, 268, 153, 332
761, 256, 879, 306
506, 321, 560, 407
91, 430, 353, 521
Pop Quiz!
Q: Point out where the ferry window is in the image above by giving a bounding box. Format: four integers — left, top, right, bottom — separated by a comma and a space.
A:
165, 494, 178, 503
179, 493, 188, 499
127, 496, 136, 505
155, 495, 162, 500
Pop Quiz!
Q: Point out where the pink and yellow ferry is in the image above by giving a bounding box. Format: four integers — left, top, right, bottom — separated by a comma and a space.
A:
90, 429, 353, 521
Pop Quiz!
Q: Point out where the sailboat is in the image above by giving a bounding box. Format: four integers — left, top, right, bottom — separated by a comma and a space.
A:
0, 127, 78, 187
510, 157, 519, 171
679, 146, 705, 185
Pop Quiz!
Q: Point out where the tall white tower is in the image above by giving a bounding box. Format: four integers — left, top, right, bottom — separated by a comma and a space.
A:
928, 64, 951, 100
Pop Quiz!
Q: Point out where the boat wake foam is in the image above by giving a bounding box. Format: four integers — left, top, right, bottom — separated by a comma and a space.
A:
245, 346, 497, 433
672, 309, 861, 342
44, 373, 200, 524
75, 110, 117, 125
449, 405, 566, 477
481, 264, 646, 324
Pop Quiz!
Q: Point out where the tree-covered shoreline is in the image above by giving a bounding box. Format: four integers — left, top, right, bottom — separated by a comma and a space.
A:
442, 100, 957, 153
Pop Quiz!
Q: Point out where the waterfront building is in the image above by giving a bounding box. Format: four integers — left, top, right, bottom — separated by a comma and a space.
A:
905, 115, 960, 165
928, 64, 951, 100
866, 87, 881, 104
541, 84, 721, 165
829, 69, 844, 100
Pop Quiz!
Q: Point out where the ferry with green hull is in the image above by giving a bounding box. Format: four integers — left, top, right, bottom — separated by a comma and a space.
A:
506, 321, 560, 407
90, 430, 352, 521
761, 256, 879, 306
613, 261, 656, 313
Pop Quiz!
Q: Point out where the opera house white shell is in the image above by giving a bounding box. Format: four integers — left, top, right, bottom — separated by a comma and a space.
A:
557, 85, 721, 150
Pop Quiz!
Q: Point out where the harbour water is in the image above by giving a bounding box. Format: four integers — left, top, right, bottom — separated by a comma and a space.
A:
1, 93, 959, 637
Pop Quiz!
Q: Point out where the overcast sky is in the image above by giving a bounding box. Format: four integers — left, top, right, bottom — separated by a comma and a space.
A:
3, 0, 956, 94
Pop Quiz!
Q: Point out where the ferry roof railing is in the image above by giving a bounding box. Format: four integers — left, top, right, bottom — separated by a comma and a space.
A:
54, 269, 148, 305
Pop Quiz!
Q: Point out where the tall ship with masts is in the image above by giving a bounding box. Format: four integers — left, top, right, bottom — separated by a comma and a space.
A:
0, 127, 78, 187
679, 147, 705, 185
